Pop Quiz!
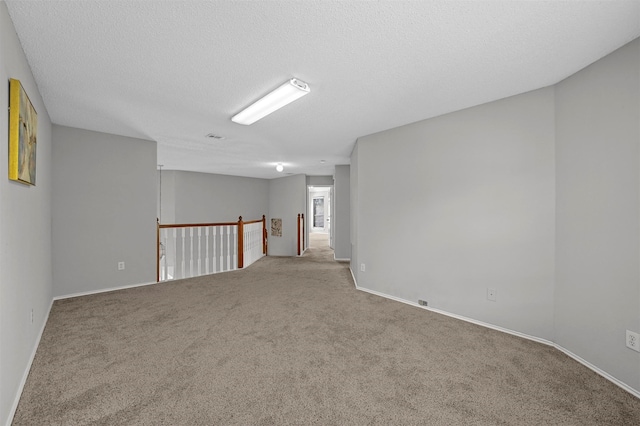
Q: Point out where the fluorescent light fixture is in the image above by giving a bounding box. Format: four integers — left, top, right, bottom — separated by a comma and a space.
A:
232, 78, 310, 125
276, 163, 284, 172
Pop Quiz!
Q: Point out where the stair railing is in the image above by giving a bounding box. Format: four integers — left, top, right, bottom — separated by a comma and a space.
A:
157, 215, 266, 282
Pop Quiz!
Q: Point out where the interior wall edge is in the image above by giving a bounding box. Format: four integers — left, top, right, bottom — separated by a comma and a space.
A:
349, 267, 358, 288
5, 298, 54, 426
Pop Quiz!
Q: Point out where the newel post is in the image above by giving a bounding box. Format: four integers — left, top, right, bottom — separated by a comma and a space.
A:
297, 214, 301, 256
301, 213, 305, 252
262, 215, 267, 255
238, 216, 244, 269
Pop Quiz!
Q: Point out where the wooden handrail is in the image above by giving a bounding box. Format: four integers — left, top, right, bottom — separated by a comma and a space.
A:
159, 221, 238, 229
159, 218, 264, 228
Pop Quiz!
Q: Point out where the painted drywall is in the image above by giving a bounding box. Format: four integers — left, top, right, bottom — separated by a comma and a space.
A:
157, 168, 175, 224
555, 39, 640, 391
161, 170, 268, 224
306, 175, 334, 186
0, 2, 53, 424
268, 174, 307, 256
334, 165, 351, 260
52, 126, 157, 297
352, 87, 556, 340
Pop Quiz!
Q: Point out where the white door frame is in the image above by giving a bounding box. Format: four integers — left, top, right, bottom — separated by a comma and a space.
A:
307, 185, 332, 247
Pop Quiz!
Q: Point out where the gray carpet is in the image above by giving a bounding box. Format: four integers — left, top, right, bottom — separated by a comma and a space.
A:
13, 240, 640, 425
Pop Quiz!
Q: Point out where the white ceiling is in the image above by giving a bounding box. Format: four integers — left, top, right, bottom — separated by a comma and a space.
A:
5, 1, 640, 179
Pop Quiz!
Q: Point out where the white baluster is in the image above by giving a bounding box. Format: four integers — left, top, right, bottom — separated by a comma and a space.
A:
244, 227, 248, 266
180, 228, 186, 279
189, 228, 193, 277
213, 226, 218, 273
157, 220, 266, 279
227, 226, 231, 271
161, 229, 169, 281
220, 226, 224, 271
205, 227, 209, 274
232, 225, 237, 270
160, 229, 166, 281
197, 227, 202, 276
171, 228, 177, 280
247, 225, 252, 266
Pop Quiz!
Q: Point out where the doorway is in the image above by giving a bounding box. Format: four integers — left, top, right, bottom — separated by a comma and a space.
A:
308, 185, 332, 248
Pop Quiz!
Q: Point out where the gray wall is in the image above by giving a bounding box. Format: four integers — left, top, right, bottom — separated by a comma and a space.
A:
269, 175, 307, 256
555, 39, 640, 391
306, 175, 334, 186
351, 38, 640, 394
52, 126, 157, 297
160, 170, 269, 224
157, 169, 175, 223
333, 165, 351, 260
0, 2, 53, 424
352, 87, 556, 340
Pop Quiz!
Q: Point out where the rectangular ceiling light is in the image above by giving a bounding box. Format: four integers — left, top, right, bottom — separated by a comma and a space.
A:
232, 78, 310, 125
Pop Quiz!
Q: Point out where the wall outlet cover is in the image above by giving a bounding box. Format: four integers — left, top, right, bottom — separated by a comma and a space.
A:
487, 288, 497, 302
626, 330, 640, 352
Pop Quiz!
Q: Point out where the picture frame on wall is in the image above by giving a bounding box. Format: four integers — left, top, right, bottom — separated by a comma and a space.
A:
9, 78, 38, 185
271, 218, 282, 237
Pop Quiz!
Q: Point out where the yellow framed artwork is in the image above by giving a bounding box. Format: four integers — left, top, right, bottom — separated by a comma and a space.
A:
9, 78, 38, 185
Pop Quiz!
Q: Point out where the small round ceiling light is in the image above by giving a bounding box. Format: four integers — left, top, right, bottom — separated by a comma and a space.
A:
276, 163, 284, 172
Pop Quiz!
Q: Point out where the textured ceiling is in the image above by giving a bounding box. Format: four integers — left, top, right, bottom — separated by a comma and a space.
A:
5, 0, 640, 179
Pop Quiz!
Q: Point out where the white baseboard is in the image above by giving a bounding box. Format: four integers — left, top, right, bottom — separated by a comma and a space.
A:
6, 298, 54, 426
334, 256, 350, 262
553, 344, 640, 399
353, 284, 640, 400
349, 267, 358, 288
56, 258, 268, 301
54, 280, 158, 301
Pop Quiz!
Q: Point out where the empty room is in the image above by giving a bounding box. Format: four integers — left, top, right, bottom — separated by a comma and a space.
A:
1, 1, 640, 424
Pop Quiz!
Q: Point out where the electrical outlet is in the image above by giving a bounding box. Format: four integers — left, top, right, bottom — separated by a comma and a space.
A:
418, 300, 428, 307
487, 288, 497, 302
118, 261, 125, 270
626, 330, 640, 352
360, 263, 365, 272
